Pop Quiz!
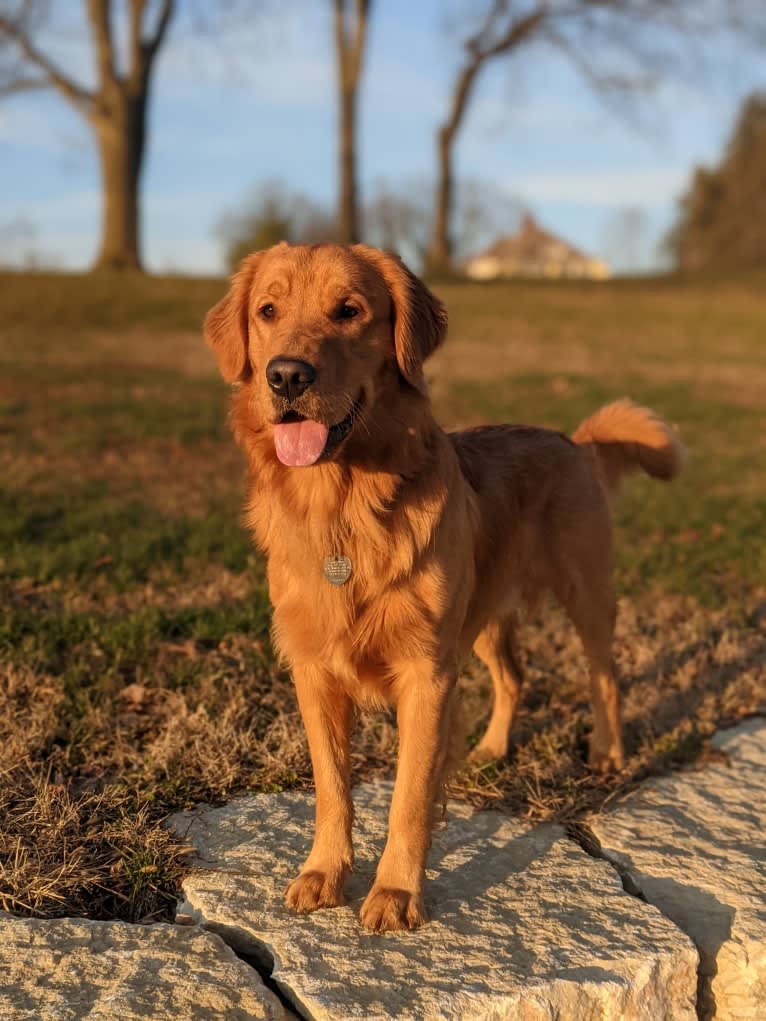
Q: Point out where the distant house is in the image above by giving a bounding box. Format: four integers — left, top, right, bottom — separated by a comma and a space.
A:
465, 214, 610, 281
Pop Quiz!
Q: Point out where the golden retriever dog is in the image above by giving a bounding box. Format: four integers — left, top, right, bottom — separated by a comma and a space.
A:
205, 242, 683, 933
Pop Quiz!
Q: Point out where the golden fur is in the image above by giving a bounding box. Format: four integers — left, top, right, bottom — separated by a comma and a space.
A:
205, 242, 684, 933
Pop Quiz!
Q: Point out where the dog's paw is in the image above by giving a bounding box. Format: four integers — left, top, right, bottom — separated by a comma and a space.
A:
285, 869, 346, 913
468, 740, 506, 765
359, 886, 428, 933
588, 740, 624, 773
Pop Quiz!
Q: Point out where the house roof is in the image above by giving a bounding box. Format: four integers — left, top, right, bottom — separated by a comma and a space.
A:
475, 214, 591, 263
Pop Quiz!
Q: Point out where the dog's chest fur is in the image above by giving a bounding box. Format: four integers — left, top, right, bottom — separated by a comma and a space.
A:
261, 469, 447, 658
241, 443, 476, 700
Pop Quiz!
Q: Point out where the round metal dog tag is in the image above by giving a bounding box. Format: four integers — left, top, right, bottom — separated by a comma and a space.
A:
322, 554, 352, 586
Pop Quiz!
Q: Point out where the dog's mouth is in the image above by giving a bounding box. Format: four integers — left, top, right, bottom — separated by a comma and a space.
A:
273, 395, 363, 467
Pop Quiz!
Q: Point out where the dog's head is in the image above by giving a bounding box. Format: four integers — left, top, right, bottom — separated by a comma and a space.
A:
204, 243, 447, 466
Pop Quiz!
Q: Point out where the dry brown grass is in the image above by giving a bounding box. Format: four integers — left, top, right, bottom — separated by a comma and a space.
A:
1, 581, 763, 921
453, 592, 766, 819
0, 764, 189, 921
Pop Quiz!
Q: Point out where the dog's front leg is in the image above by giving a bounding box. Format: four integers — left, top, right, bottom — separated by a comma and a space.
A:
285, 666, 354, 912
360, 659, 455, 933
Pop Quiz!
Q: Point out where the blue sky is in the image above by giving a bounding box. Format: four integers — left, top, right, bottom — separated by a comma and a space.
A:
1, 1, 764, 274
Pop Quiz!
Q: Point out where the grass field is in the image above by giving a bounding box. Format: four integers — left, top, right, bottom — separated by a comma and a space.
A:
1, 268, 765, 922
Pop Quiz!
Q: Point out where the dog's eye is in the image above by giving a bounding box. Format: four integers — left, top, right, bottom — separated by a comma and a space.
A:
259, 303, 276, 320
335, 303, 359, 321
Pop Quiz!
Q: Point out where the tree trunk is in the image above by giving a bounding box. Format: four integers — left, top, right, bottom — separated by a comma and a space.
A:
92, 92, 146, 271
428, 125, 456, 274
426, 59, 481, 275
334, 0, 369, 245
338, 81, 358, 243
425, 7, 547, 275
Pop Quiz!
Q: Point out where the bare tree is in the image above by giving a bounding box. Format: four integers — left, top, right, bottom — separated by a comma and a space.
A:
363, 179, 431, 266
362, 175, 522, 270
217, 180, 338, 271
454, 177, 523, 264
0, 0, 175, 271
333, 0, 371, 244
428, 2, 544, 273
427, 0, 766, 273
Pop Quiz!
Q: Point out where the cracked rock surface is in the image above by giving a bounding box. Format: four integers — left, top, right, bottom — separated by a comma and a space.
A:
171, 783, 698, 1020
0, 913, 285, 1021
591, 717, 766, 1021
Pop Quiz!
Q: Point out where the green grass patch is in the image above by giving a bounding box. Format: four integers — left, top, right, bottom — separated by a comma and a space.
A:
52, 382, 229, 451
0, 598, 271, 675
0, 484, 250, 587
1, 370, 230, 457
0, 270, 224, 342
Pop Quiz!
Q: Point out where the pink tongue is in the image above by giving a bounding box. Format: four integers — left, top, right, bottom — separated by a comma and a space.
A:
273, 419, 329, 466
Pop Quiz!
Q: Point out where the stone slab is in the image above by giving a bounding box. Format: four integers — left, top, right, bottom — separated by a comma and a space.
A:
0, 913, 285, 1021
591, 718, 766, 1021
171, 782, 698, 1020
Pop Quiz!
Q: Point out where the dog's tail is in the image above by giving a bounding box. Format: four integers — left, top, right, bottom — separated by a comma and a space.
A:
572, 399, 685, 500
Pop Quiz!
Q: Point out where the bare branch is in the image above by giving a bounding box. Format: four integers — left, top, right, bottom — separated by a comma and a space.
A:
144, 0, 175, 60
129, 0, 149, 77
441, 5, 548, 149
85, 0, 116, 88
349, 0, 370, 84
464, 0, 507, 55
0, 73, 49, 96
333, 0, 373, 243
0, 13, 94, 109
334, 0, 370, 87
130, 0, 175, 76
541, 22, 658, 95
479, 6, 548, 61
121, 0, 174, 95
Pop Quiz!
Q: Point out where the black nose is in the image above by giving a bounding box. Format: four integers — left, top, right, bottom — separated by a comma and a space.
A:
265, 357, 317, 401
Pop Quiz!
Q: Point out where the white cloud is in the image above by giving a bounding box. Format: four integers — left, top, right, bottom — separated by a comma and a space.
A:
511, 168, 688, 207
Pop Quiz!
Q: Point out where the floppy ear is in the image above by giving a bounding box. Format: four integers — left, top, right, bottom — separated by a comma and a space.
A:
204, 252, 264, 383
352, 245, 448, 394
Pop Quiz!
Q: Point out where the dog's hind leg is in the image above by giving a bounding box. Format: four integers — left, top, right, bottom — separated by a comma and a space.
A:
470, 615, 524, 763
560, 580, 624, 773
